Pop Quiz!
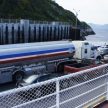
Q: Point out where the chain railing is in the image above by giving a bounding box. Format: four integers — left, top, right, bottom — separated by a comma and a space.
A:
0, 64, 108, 108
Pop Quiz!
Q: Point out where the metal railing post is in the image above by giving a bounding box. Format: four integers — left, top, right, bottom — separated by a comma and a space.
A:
56, 79, 60, 108
106, 82, 108, 100
106, 71, 108, 100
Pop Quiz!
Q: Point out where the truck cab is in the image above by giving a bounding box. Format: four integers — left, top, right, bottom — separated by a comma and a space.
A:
72, 41, 101, 61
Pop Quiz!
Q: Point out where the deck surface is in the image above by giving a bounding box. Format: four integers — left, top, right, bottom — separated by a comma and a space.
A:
94, 100, 108, 108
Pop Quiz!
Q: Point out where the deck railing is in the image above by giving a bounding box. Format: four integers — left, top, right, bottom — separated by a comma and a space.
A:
0, 64, 108, 108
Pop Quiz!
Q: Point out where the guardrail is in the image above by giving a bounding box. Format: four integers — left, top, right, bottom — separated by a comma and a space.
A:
0, 64, 108, 108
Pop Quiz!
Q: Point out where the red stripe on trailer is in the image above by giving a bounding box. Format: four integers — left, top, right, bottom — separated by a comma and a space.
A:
0, 52, 74, 64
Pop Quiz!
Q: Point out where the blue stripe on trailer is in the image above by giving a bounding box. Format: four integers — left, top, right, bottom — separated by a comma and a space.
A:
0, 47, 75, 59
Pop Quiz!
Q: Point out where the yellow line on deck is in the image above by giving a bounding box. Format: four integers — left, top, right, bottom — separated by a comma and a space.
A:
83, 96, 106, 108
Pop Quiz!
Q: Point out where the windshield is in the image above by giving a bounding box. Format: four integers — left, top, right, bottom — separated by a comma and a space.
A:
24, 75, 39, 84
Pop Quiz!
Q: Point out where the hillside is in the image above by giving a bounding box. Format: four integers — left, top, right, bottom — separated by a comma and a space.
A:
0, 0, 94, 36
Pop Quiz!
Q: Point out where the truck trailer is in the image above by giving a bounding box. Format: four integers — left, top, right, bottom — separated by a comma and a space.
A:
0, 41, 75, 84
0, 41, 101, 84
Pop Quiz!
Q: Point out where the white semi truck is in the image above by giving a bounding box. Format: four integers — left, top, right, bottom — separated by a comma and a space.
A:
0, 41, 101, 84
72, 41, 101, 60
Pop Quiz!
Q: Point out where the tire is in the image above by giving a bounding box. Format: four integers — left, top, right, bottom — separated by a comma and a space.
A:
96, 56, 101, 60
96, 56, 102, 64
57, 60, 77, 73
13, 71, 24, 82
57, 63, 64, 73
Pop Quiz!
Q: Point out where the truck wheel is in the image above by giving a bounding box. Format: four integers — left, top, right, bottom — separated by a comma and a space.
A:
57, 60, 77, 73
13, 71, 24, 82
57, 64, 64, 73
96, 56, 101, 60
96, 56, 102, 63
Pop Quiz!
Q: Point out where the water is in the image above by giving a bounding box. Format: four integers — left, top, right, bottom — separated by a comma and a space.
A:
86, 34, 108, 41
86, 26, 108, 45
86, 34, 108, 46
86, 31, 108, 41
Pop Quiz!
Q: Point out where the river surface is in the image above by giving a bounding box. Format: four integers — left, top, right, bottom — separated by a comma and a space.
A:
86, 27, 108, 46
86, 25, 108, 42
86, 34, 108, 42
